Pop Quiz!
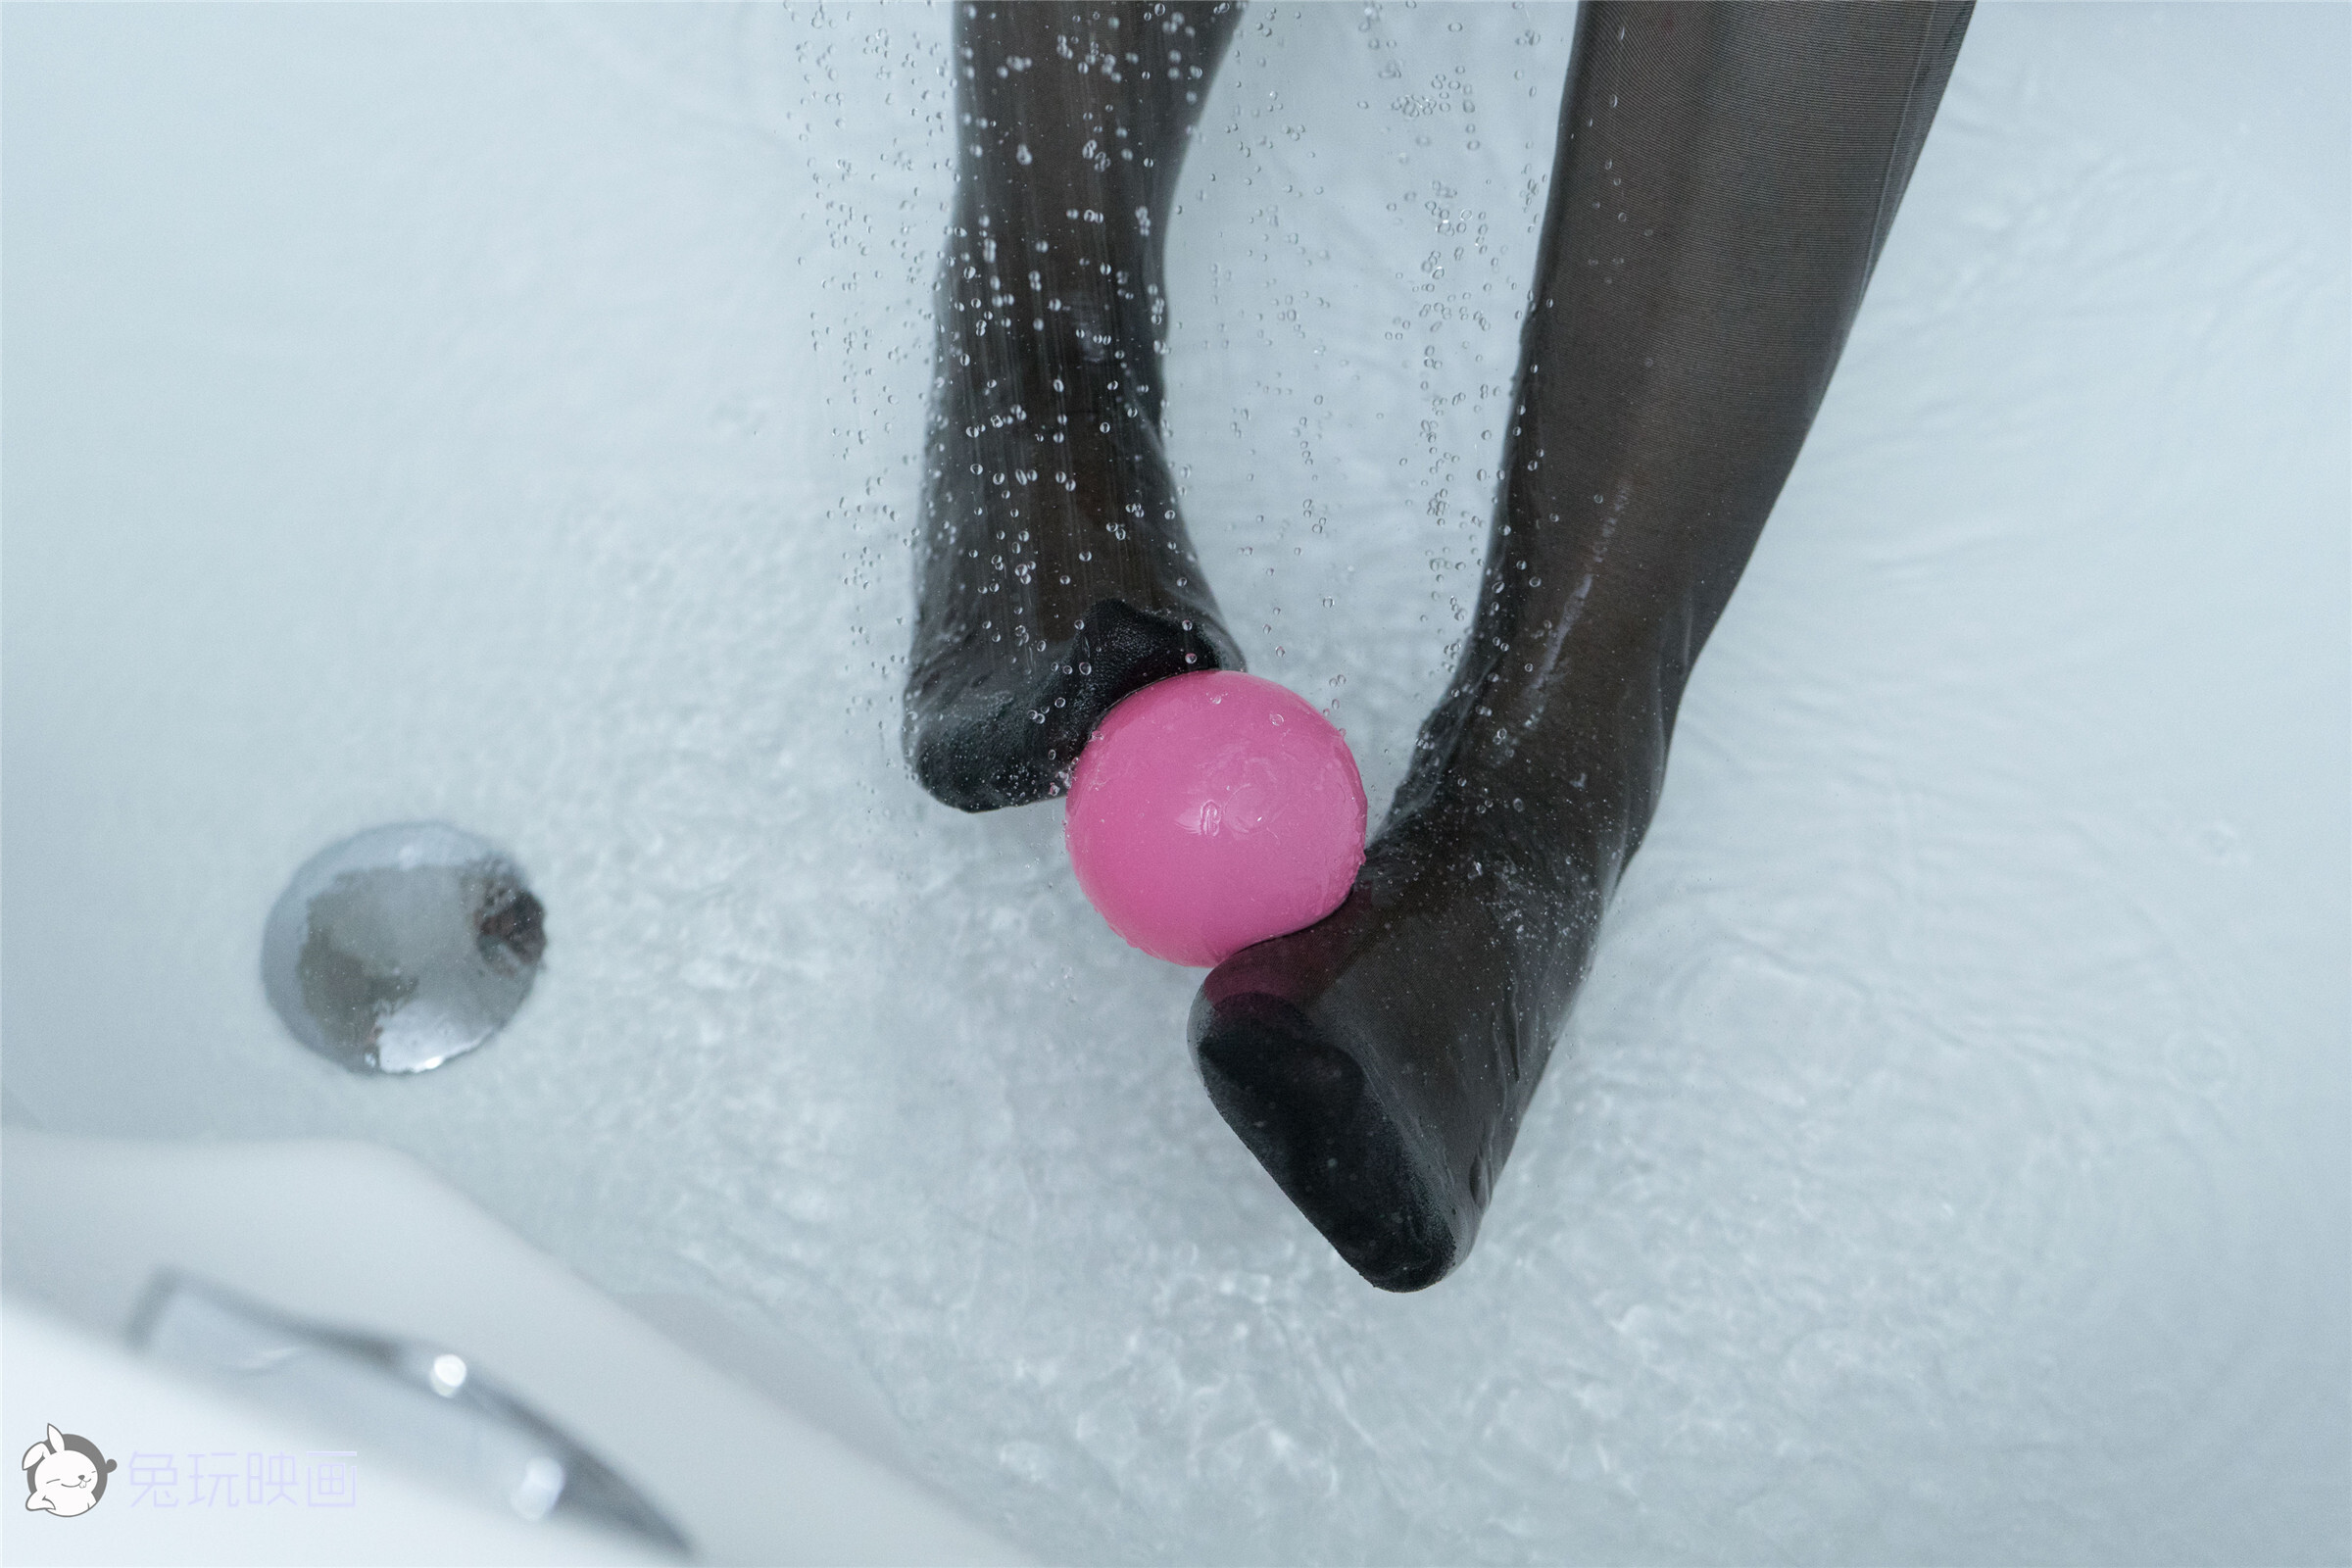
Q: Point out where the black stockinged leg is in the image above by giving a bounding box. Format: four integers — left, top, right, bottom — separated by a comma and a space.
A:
906, 3, 1246, 813
1192, 1, 1974, 1290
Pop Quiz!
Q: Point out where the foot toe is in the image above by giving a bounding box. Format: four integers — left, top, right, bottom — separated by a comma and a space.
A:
1190, 988, 1466, 1292
906, 597, 1235, 812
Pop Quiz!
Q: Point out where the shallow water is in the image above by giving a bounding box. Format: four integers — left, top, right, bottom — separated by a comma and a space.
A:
6, 4, 2347, 1562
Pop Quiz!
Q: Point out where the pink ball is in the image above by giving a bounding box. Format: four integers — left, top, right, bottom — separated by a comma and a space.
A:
1064, 670, 1368, 967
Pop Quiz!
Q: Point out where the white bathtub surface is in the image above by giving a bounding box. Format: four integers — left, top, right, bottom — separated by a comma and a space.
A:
1, 1298, 667, 1568
1, 1131, 1028, 1566
5, 4, 2345, 1562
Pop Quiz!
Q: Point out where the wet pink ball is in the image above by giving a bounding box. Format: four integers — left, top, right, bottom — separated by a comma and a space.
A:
1064, 670, 1367, 967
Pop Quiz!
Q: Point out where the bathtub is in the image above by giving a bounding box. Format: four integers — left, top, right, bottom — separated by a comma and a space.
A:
5, 3, 2345, 1561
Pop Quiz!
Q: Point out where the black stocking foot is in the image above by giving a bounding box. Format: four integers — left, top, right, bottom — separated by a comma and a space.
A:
910, 595, 1233, 813
904, 307, 1241, 813
1191, 786, 1608, 1291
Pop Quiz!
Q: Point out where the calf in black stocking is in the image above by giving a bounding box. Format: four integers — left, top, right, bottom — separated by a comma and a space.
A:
906, 2, 1246, 812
